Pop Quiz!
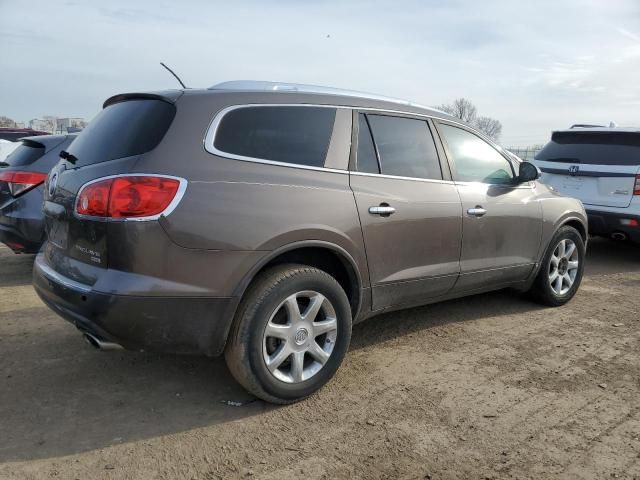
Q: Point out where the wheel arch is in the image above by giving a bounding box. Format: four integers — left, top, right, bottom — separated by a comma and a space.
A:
232, 240, 364, 321
560, 217, 588, 243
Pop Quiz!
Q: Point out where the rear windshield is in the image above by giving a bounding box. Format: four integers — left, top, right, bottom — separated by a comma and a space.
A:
66, 99, 175, 167
213, 106, 336, 167
2, 142, 45, 167
535, 131, 640, 166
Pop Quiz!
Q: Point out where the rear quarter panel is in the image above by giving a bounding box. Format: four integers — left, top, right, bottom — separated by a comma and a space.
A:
132, 91, 370, 290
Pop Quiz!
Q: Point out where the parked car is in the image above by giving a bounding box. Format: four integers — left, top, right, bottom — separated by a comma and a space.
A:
0, 140, 20, 162
0, 128, 50, 142
533, 127, 640, 244
0, 134, 76, 252
33, 81, 587, 403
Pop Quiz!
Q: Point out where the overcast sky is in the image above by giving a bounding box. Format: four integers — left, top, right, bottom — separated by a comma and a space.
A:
1, 0, 639, 146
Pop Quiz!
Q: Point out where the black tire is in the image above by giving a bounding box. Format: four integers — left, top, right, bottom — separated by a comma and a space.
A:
224, 264, 352, 404
528, 225, 585, 306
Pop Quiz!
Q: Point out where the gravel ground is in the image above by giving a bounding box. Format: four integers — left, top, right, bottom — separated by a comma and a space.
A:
0, 238, 639, 479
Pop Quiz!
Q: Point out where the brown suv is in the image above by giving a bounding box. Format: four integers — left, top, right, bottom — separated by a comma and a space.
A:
34, 81, 588, 403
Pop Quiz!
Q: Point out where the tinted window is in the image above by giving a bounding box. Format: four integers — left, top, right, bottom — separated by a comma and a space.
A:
366, 115, 442, 180
2, 143, 45, 167
214, 106, 336, 167
439, 124, 514, 184
67, 99, 176, 167
356, 114, 379, 174
535, 132, 640, 166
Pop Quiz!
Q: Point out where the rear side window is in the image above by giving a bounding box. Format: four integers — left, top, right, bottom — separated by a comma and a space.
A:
536, 132, 640, 166
366, 115, 442, 180
67, 99, 176, 167
2, 142, 45, 167
213, 106, 336, 167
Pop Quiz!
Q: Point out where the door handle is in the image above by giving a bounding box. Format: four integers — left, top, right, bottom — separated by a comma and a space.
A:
467, 206, 487, 217
369, 205, 396, 216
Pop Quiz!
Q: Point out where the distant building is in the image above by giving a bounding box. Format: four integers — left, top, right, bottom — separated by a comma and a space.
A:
55, 117, 87, 134
28, 116, 87, 134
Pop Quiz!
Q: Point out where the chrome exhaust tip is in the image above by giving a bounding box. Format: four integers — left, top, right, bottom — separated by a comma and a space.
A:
82, 332, 123, 351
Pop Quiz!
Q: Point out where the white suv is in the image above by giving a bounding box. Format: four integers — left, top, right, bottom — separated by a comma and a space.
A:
533, 127, 640, 244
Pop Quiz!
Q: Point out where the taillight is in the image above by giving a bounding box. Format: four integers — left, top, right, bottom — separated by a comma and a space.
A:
76, 175, 183, 219
76, 179, 112, 217
634, 175, 640, 196
0, 171, 47, 197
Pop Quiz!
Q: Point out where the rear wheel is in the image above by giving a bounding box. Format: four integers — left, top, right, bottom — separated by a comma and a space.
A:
224, 264, 352, 404
529, 226, 585, 306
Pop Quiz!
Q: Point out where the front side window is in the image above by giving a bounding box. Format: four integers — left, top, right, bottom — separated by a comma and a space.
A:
213, 106, 336, 167
366, 115, 442, 180
439, 124, 514, 184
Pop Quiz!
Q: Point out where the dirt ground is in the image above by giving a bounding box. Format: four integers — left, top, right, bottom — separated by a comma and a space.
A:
0, 238, 639, 480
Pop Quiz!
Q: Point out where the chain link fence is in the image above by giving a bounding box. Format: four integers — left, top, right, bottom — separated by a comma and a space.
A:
506, 145, 544, 161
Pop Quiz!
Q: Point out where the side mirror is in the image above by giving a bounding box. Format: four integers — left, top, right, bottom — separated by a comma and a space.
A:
517, 161, 541, 183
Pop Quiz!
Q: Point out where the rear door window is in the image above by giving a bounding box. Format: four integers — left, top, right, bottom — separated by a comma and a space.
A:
66, 99, 176, 167
213, 106, 336, 167
365, 114, 442, 180
2, 141, 45, 167
535, 131, 640, 166
439, 124, 514, 184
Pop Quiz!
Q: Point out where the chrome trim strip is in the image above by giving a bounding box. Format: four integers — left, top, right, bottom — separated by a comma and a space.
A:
36, 257, 92, 293
73, 174, 188, 222
454, 180, 535, 189
350, 171, 454, 185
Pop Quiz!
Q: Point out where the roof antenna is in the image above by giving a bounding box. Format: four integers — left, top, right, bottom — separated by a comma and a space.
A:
160, 62, 187, 89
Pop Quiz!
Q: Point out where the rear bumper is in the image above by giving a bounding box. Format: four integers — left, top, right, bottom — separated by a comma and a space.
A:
0, 187, 45, 253
586, 209, 640, 243
33, 254, 240, 357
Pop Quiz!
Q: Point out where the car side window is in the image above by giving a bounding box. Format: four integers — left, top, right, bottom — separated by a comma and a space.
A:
213, 106, 336, 167
366, 114, 442, 180
356, 114, 380, 174
438, 124, 514, 184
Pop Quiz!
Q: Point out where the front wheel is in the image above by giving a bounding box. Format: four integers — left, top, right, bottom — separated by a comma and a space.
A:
224, 264, 352, 404
528, 225, 585, 306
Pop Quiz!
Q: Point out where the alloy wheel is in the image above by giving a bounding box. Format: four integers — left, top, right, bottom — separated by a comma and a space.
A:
262, 290, 338, 383
548, 239, 579, 296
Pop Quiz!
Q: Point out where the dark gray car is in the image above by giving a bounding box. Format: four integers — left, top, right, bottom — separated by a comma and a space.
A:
0, 134, 76, 252
33, 81, 587, 403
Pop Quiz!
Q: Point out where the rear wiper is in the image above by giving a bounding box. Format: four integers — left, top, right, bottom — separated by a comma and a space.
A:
0, 162, 9, 167
59, 150, 78, 165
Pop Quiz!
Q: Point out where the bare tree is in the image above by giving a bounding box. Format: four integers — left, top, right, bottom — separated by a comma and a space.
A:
475, 116, 503, 141
0, 116, 17, 128
436, 98, 503, 141
437, 98, 477, 124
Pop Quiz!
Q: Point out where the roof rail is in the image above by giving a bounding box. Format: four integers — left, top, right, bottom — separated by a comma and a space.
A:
570, 124, 605, 129
208, 80, 446, 114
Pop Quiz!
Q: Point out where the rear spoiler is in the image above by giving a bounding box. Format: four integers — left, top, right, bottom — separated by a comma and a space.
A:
103, 90, 184, 108
19, 135, 70, 152
552, 130, 640, 146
